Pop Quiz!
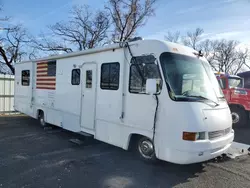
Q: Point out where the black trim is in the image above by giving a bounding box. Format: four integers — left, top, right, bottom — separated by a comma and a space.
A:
128, 56, 162, 94
159, 52, 200, 102
100, 62, 120, 90
86, 70, 92, 88
21, 70, 30, 86
71, 69, 81, 85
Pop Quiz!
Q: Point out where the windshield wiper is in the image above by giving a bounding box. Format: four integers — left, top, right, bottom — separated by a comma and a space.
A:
184, 95, 219, 107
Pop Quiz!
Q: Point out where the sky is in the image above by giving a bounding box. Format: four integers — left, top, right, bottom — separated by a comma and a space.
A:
1, 0, 250, 48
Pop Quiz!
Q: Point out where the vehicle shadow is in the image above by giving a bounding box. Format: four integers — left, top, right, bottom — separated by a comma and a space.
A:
96, 155, 207, 188
0, 116, 232, 188
233, 125, 250, 145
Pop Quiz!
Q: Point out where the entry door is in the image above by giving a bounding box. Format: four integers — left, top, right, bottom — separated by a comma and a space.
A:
80, 63, 97, 131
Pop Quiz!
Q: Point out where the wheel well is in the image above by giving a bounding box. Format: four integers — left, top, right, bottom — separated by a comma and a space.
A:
127, 134, 145, 151
37, 109, 44, 119
229, 104, 245, 111
229, 104, 249, 119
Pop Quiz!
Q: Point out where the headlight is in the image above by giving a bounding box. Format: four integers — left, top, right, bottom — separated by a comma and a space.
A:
234, 89, 247, 95
196, 132, 206, 140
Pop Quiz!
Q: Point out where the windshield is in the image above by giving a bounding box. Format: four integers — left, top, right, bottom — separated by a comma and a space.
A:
228, 77, 243, 88
160, 52, 224, 102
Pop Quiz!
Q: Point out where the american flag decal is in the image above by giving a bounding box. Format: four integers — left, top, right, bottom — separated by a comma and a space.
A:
36, 60, 57, 90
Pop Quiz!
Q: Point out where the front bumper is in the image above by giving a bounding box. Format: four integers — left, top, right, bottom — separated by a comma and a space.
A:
157, 131, 234, 164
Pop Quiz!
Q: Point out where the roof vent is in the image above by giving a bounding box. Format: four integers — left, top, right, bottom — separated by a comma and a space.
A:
127, 37, 143, 42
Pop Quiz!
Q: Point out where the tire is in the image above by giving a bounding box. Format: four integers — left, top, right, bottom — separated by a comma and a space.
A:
38, 111, 47, 127
135, 137, 157, 163
230, 106, 247, 128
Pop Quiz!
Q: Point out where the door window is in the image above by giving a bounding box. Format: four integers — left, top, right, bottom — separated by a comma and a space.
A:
86, 70, 92, 88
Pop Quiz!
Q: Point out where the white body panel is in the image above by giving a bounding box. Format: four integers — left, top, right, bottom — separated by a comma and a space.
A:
14, 40, 234, 164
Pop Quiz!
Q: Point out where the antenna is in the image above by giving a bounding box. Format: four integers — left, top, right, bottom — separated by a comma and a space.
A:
193, 50, 204, 57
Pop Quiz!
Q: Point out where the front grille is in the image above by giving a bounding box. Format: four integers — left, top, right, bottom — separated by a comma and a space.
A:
225, 127, 231, 134
209, 127, 231, 140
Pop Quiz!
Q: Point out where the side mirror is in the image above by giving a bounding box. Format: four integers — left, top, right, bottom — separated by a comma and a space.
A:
146, 79, 157, 95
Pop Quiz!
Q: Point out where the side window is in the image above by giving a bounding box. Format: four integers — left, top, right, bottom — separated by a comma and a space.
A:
100, 62, 120, 90
71, 69, 81, 85
86, 70, 92, 88
21, 70, 30, 86
129, 55, 162, 94
47, 60, 56, 76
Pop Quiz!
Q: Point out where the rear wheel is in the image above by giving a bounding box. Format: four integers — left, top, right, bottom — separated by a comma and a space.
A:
230, 106, 247, 128
38, 111, 47, 127
136, 137, 157, 163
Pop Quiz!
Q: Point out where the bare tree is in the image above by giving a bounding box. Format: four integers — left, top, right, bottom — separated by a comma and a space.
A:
33, 5, 110, 53
183, 27, 204, 50
30, 32, 73, 55
231, 48, 249, 74
163, 27, 250, 74
105, 0, 157, 42
0, 25, 29, 74
164, 31, 180, 43
200, 39, 249, 74
199, 39, 219, 70
215, 40, 249, 74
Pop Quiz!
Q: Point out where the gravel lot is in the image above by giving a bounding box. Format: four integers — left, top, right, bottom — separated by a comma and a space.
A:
0, 116, 250, 188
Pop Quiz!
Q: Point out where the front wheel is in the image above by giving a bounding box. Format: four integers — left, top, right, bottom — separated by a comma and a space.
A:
230, 106, 247, 128
136, 137, 157, 163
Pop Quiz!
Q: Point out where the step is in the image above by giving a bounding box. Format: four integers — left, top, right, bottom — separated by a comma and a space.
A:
79, 131, 93, 137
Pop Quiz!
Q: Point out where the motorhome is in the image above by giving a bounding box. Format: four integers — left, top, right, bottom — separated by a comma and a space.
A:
14, 39, 234, 164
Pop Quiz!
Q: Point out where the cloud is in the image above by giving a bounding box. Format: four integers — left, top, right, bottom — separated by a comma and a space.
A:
7, 17, 26, 26
29, 2, 73, 23
237, 41, 250, 50
175, 5, 204, 15
238, 41, 250, 69
175, 0, 238, 15
222, 0, 237, 3
207, 31, 244, 40
203, 30, 250, 42
143, 30, 168, 40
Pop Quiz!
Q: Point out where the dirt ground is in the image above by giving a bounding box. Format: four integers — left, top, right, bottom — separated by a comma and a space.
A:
0, 116, 250, 188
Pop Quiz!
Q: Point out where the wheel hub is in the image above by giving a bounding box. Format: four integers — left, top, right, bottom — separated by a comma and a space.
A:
231, 112, 240, 124
139, 140, 154, 159
40, 117, 45, 126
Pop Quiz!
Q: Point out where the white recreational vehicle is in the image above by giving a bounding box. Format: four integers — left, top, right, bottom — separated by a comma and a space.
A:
14, 39, 234, 164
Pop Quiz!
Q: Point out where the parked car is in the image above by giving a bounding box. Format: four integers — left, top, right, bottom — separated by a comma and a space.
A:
215, 72, 250, 127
